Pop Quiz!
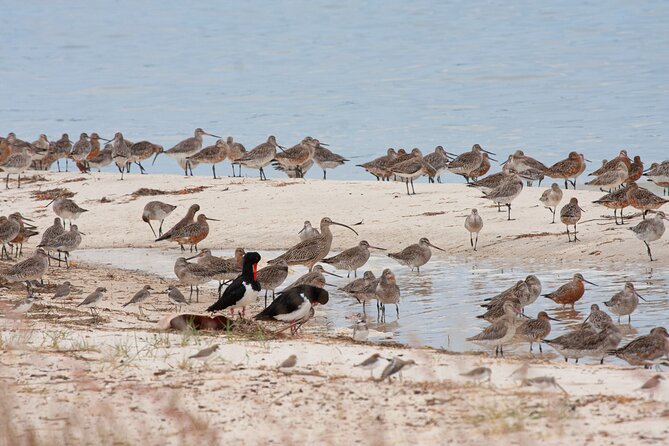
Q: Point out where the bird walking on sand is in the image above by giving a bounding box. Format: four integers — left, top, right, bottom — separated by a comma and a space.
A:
467, 300, 521, 357
254, 285, 329, 335
447, 144, 496, 183
128, 141, 163, 174
122, 285, 153, 316
167, 286, 189, 311
237, 135, 284, 180
357, 148, 398, 181
157, 204, 200, 248
158, 213, 219, 252
154, 128, 221, 176
539, 183, 563, 223
224, 136, 247, 177
390, 148, 438, 195
638, 375, 664, 398
516, 311, 558, 353
388, 237, 444, 273
609, 327, 669, 368
378, 357, 416, 382
322, 240, 385, 278
37, 224, 84, 268
628, 211, 667, 261
424, 146, 452, 183
354, 353, 386, 378
544, 151, 587, 190
186, 139, 227, 179
142, 201, 177, 238
0, 249, 57, 296
464, 209, 483, 251
314, 143, 348, 180
298, 221, 320, 241
543, 273, 597, 309
51, 281, 72, 303
593, 183, 632, 225
460, 367, 492, 385
206, 252, 262, 318
585, 164, 629, 192
110, 132, 131, 179
271, 217, 359, 272
45, 195, 88, 229
560, 197, 584, 242
189, 344, 219, 360
481, 172, 524, 221
604, 282, 646, 323
77, 287, 107, 318
278, 354, 297, 369
520, 376, 568, 395
643, 162, 669, 195
626, 182, 669, 219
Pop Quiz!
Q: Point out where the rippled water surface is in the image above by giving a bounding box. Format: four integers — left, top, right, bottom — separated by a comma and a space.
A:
3, 1, 668, 180
77, 248, 669, 364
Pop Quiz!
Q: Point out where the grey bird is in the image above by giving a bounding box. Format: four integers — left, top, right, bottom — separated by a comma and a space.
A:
77, 287, 107, 318
189, 344, 219, 360
378, 357, 416, 382
167, 286, 189, 312
354, 353, 386, 378
278, 354, 298, 369
520, 376, 568, 395
460, 367, 492, 385
123, 285, 153, 316
51, 281, 72, 303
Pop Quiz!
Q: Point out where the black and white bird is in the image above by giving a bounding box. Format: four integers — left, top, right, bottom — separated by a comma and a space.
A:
254, 285, 329, 335
206, 252, 261, 318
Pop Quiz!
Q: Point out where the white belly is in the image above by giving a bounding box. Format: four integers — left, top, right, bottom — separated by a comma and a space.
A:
275, 299, 312, 322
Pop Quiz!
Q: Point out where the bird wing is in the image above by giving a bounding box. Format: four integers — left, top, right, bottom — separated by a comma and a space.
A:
206, 275, 245, 312
254, 292, 305, 320
276, 238, 322, 263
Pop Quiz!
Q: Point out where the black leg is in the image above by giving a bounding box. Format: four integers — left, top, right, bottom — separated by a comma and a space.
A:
212, 164, 217, 179
506, 203, 511, 221
645, 241, 654, 261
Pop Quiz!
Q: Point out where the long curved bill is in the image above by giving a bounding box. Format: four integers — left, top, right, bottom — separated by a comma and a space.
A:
331, 221, 359, 236
151, 151, 162, 166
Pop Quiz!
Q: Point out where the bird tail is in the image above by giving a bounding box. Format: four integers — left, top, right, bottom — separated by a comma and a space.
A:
206, 300, 226, 313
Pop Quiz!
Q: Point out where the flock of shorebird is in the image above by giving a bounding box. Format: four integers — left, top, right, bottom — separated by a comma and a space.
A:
2, 130, 669, 378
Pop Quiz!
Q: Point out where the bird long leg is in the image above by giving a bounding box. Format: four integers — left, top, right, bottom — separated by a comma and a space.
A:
189, 285, 193, 302
212, 164, 217, 179
57, 160, 61, 172
573, 224, 580, 241
147, 221, 157, 238
137, 162, 146, 174
189, 162, 194, 176
566, 225, 571, 242
506, 204, 512, 221
5, 174, 9, 189
429, 176, 434, 184
644, 241, 654, 261
551, 207, 556, 224
564, 179, 569, 190
396, 304, 399, 318
405, 180, 410, 196
475, 233, 479, 251
264, 290, 268, 307
410, 178, 416, 195
17, 173, 21, 188
470, 233, 473, 248
159, 219, 164, 236
497, 202, 501, 212
196, 286, 200, 303
64, 252, 70, 268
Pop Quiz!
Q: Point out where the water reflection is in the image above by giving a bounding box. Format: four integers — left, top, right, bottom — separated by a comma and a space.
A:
76, 248, 669, 365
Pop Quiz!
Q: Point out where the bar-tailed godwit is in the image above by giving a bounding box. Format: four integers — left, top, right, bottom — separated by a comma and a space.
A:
542, 273, 597, 309
628, 211, 667, 261
609, 327, 669, 368
387, 237, 444, 272
142, 201, 177, 237
560, 197, 584, 242
467, 300, 521, 357
516, 311, 558, 352
322, 240, 385, 277
237, 135, 284, 180
603, 282, 646, 323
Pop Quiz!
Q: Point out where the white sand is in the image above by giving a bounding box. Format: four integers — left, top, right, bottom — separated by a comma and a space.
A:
2, 171, 669, 445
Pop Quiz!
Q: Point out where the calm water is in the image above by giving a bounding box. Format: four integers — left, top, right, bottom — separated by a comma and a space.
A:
77, 248, 669, 364
3, 1, 668, 180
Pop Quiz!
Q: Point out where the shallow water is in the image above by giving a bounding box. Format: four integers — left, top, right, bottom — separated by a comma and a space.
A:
3, 1, 668, 181
76, 248, 669, 364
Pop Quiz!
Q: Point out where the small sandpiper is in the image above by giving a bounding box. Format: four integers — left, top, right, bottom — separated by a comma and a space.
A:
189, 344, 219, 360
77, 287, 107, 319
167, 286, 189, 312
122, 285, 153, 317
354, 353, 386, 378
464, 209, 483, 251
378, 357, 416, 382
460, 366, 492, 385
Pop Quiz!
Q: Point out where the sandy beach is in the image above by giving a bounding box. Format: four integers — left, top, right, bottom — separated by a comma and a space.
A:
2, 171, 669, 445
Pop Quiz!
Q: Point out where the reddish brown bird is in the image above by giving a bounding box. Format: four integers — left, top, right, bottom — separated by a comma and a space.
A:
542, 273, 597, 309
